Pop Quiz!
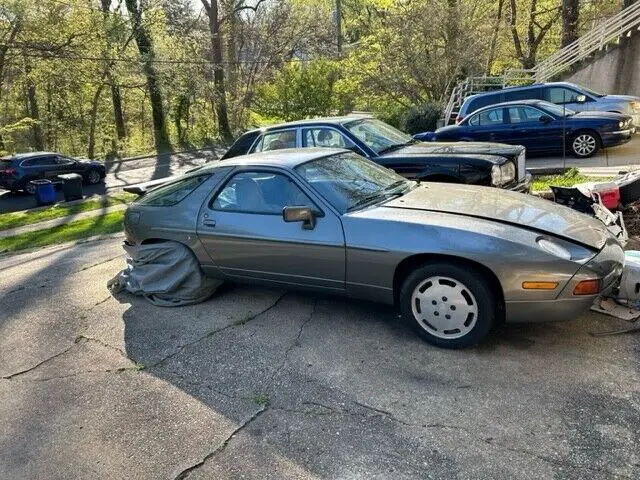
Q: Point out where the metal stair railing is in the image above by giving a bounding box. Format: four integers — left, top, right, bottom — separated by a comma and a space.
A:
442, 2, 640, 125
533, 1, 640, 82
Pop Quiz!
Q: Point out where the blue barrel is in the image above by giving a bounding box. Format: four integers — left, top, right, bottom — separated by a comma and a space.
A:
32, 179, 56, 206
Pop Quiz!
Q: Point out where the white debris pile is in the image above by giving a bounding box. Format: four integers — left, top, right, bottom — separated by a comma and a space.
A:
591, 251, 640, 335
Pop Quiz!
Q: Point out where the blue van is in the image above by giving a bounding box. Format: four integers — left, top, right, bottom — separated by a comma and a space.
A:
457, 82, 640, 127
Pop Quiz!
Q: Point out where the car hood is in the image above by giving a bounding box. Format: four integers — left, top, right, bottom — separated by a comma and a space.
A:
383, 141, 523, 157
380, 184, 608, 249
602, 94, 640, 102
572, 111, 628, 121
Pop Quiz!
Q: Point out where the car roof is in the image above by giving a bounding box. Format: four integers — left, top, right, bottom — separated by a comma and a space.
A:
244, 115, 372, 134
11, 151, 58, 159
201, 147, 349, 172
464, 82, 581, 101
467, 99, 550, 115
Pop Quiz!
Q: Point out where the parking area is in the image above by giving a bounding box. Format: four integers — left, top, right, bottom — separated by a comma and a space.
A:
1, 237, 639, 479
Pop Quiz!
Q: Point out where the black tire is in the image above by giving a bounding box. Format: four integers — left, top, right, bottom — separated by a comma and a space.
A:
399, 262, 496, 349
84, 168, 102, 185
21, 177, 37, 195
570, 130, 600, 158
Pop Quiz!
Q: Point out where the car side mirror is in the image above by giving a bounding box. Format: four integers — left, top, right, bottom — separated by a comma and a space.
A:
575, 94, 587, 103
539, 115, 553, 124
283, 206, 316, 230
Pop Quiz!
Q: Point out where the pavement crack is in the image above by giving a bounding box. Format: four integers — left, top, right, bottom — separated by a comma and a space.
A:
174, 407, 267, 480
271, 300, 317, 381
483, 440, 634, 479
1, 344, 76, 380
351, 400, 411, 425
75, 335, 130, 359
73, 254, 122, 273
152, 292, 287, 368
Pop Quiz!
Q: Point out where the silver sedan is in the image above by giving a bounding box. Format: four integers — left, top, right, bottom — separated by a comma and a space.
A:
123, 148, 624, 348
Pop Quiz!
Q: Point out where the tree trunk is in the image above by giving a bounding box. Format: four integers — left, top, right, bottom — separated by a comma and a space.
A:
101, 0, 126, 141
0, 20, 21, 149
561, 0, 580, 47
110, 80, 126, 139
26, 80, 44, 150
201, 0, 233, 143
486, 0, 505, 75
88, 84, 106, 159
124, 0, 171, 151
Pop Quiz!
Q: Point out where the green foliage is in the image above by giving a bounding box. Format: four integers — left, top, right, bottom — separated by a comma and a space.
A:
401, 103, 443, 134
255, 60, 340, 121
531, 169, 612, 192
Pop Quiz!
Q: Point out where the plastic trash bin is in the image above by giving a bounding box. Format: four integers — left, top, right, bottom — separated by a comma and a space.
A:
58, 173, 83, 201
31, 179, 56, 206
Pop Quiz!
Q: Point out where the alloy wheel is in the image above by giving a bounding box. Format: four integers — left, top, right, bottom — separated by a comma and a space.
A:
25, 182, 36, 195
87, 169, 101, 184
572, 134, 597, 157
410, 276, 478, 340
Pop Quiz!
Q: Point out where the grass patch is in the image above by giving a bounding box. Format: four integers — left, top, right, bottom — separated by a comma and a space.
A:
531, 168, 612, 192
0, 192, 136, 231
252, 393, 270, 406
0, 210, 124, 253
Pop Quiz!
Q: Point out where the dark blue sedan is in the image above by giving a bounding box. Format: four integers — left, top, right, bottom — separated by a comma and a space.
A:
435, 100, 634, 158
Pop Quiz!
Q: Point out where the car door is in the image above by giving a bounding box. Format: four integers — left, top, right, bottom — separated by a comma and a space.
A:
54, 156, 81, 174
27, 156, 59, 180
465, 107, 508, 142
507, 106, 564, 152
197, 167, 346, 291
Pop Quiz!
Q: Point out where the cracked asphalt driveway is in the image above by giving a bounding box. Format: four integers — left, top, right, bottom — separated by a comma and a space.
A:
1, 238, 640, 479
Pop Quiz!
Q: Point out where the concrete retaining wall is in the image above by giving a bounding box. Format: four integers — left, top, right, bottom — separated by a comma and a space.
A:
564, 34, 640, 95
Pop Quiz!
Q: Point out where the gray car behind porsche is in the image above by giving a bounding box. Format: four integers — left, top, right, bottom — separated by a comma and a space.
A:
123, 148, 624, 348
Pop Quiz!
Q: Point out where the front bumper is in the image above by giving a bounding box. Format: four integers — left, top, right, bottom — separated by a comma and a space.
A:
602, 129, 634, 147
505, 236, 624, 323
507, 172, 532, 194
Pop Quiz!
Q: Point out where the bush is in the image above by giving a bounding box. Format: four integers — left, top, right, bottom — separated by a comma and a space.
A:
401, 103, 443, 134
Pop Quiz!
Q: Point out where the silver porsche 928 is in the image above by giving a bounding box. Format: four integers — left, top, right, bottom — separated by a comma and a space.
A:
123, 148, 624, 348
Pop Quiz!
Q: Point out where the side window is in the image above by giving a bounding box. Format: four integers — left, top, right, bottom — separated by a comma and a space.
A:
467, 114, 480, 126
136, 175, 210, 206
521, 107, 546, 122
212, 171, 315, 214
255, 130, 297, 152
55, 156, 75, 165
507, 107, 523, 123
22, 157, 55, 167
302, 128, 354, 149
546, 87, 580, 104
477, 108, 504, 126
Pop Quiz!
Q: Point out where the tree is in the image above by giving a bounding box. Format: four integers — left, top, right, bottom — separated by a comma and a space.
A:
508, 0, 562, 69
124, 0, 171, 151
561, 0, 579, 47
200, 0, 233, 143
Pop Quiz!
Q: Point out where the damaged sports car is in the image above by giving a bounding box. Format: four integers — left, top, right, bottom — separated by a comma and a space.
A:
123, 148, 624, 348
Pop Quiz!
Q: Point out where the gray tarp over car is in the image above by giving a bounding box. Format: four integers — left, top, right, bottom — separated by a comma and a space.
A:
107, 241, 221, 307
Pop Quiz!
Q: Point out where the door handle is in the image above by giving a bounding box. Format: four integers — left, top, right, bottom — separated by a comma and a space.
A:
202, 219, 216, 227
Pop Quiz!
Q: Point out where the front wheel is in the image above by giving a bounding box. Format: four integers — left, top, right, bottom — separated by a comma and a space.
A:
399, 263, 496, 348
570, 132, 600, 158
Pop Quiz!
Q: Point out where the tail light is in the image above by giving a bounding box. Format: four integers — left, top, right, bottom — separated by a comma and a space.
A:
0, 168, 16, 175
455, 115, 463, 124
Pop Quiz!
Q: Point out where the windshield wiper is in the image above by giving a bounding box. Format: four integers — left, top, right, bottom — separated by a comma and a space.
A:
347, 188, 406, 212
378, 139, 418, 155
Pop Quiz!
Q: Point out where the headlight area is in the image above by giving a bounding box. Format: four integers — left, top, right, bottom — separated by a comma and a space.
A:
535, 235, 596, 263
491, 161, 516, 186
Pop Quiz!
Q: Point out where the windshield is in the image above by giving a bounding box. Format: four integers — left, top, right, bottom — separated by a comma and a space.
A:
539, 101, 575, 117
343, 118, 412, 155
294, 152, 413, 213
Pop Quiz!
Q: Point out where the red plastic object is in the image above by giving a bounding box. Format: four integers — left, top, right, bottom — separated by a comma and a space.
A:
574, 182, 620, 210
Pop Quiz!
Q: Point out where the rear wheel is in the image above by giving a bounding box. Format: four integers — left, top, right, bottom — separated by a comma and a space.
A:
570, 131, 600, 158
84, 168, 102, 185
399, 263, 496, 348
22, 178, 37, 195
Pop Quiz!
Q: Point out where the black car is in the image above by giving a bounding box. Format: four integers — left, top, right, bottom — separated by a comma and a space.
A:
0, 152, 106, 194
221, 116, 530, 191
436, 100, 634, 158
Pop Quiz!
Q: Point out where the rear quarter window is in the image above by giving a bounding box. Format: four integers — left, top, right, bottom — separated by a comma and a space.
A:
135, 174, 210, 206
221, 131, 260, 159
